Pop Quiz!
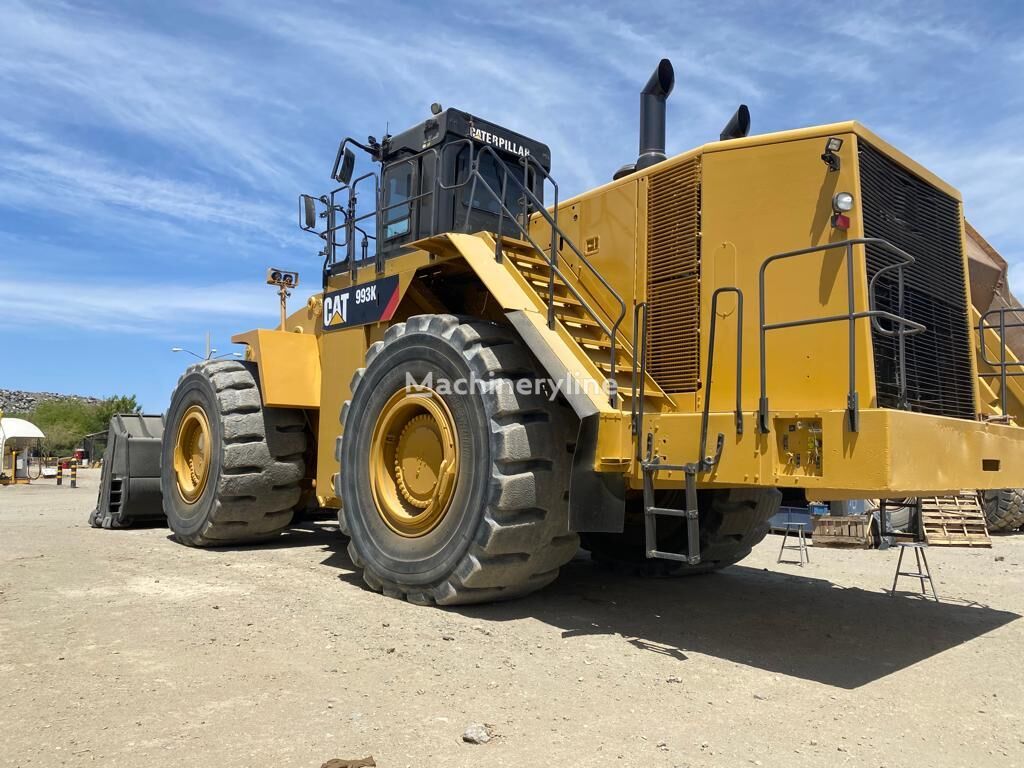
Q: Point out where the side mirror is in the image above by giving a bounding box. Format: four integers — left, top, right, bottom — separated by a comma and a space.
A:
299, 194, 318, 231
332, 145, 356, 185
335, 149, 356, 187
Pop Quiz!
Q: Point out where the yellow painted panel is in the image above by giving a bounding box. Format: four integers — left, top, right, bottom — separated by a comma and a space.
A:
316, 324, 372, 507
700, 130, 876, 417
232, 329, 321, 409
641, 408, 1024, 497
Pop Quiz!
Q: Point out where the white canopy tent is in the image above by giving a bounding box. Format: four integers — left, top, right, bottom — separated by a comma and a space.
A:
0, 418, 45, 481
0, 417, 45, 451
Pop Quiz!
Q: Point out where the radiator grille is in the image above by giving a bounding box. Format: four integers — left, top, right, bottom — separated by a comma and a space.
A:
646, 157, 701, 392
859, 143, 975, 419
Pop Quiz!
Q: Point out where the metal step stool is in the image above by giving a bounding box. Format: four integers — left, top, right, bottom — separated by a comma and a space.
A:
777, 521, 810, 566
889, 541, 938, 601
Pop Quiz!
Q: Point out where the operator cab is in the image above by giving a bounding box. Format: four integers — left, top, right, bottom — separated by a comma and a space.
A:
303, 107, 551, 278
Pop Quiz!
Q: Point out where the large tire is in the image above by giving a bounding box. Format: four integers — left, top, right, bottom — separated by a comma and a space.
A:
336, 314, 578, 606
981, 488, 1024, 533
582, 488, 782, 577
161, 360, 307, 546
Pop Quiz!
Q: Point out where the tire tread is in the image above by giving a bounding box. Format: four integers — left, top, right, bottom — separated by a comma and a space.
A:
339, 315, 578, 605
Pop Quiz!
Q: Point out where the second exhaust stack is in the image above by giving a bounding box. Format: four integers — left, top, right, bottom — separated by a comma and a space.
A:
615, 59, 675, 179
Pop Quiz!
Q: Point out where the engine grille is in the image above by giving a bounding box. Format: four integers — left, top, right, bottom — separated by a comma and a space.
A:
646, 157, 701, 393
859, 143, 975, 419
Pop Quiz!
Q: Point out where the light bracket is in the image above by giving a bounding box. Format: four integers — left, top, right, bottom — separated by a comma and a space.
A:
821, 137, 843, 172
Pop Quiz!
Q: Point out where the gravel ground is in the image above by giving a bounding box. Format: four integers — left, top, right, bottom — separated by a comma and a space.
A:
2, 469, 1023, 767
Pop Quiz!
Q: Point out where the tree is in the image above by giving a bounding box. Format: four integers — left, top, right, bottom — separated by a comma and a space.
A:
94, 395, 141, 429
18, 395, 141, 456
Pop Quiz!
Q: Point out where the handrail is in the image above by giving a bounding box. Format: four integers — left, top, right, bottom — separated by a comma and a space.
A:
632, 287, 743, 472
461, 145, 628, 405
320, 142, 481, 276
517, 153, 627, 345
758, 237, 926, 434
476, 146, 627, 337
631, 301, 648, 456
700, 287, 745, 467
305, 138, 629, 407
978, 306, 1024, 417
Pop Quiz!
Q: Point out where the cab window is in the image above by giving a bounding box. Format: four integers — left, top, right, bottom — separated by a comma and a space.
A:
383, 163, 413, 240
455, 149, 529, 215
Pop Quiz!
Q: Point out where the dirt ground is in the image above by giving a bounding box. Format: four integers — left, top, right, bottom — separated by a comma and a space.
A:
2, 470, 1023, 768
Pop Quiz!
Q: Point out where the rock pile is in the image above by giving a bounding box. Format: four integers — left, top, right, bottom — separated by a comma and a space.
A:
0, 390, 100, 414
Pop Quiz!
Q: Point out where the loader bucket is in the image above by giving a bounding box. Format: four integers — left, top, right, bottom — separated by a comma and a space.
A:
88, 413, 166, 529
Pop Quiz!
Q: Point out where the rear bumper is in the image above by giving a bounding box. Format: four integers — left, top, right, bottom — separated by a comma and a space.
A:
636, 408, 1024, 499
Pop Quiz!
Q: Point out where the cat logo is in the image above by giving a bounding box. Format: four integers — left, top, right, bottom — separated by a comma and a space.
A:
321, 276, 401, 333
324, 292, 349, 327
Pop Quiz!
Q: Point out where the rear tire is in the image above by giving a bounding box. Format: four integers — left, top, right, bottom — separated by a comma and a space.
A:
981, 488, 1024, 533
337, 314, 578, 605
161, 360, 307, 546
582, 488, 782, 576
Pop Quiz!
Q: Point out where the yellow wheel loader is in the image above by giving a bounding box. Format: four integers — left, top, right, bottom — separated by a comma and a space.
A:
102, 58, 1024, 603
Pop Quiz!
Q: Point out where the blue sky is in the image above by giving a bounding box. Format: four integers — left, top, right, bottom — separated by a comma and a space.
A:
1, 0, 1022, 410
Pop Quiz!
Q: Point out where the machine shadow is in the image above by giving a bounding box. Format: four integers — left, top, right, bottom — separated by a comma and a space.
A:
161, 518, 342, 552
305, 523, 1018, 689
461, 557, 1019, 689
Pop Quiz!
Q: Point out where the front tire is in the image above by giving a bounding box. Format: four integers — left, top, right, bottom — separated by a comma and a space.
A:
337, 315, 578, 606
161, 360, 307, 546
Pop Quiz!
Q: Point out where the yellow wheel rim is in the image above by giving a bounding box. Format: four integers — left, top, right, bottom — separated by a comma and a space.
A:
370, 388, 460, 537
173, 405, 212, 503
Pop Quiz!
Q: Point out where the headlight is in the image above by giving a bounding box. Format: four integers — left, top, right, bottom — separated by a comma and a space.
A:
832, 192, 854, 213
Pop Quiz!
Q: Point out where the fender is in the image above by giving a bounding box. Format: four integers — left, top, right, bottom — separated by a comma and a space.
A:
507, 309, 626, 533
231, 329, 321, 409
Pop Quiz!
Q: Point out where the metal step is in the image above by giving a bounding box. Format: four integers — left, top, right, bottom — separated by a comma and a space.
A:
535, 289, 584, 307
558, 314, 602, 329
642, 461, 701, 565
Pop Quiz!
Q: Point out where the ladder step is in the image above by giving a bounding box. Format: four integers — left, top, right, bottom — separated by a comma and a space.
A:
646, 549, 697, 564
594, 357, 636, 374
510, 252, 552, 267
647, 506, 694, 518
536, 289, 584, 307
560, 314, 602, 329
496, 235, 536, 252
575, 334, 613, 349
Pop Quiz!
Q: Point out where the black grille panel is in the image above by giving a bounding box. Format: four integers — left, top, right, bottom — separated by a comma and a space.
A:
859, 143, 975, 419
646, 157, 701, 392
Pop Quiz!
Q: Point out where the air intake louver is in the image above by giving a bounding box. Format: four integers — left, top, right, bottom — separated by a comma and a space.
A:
646, 158, 701, 393
859, 143, 975, 419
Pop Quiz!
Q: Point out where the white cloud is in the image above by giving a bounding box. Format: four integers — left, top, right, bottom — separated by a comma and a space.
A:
0, 129, 284, 237
0, 0, 307, 188
0, 273, 299, 335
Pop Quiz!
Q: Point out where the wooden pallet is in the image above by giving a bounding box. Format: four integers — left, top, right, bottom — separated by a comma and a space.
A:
811, 515, 875, 548
919, 492, 992, 547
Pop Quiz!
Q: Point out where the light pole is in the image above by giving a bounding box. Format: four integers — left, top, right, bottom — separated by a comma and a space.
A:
171, 332, 243, 361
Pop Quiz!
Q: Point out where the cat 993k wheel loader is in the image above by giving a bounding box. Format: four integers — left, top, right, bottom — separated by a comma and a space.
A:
94, 58, 1024, 604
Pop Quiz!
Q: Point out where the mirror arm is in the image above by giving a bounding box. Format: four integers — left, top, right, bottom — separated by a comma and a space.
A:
332, 137, 374, 182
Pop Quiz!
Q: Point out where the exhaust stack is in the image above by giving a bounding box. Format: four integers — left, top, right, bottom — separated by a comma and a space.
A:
637, 59, 675, 171
720, 104, 751, 141
614, 59, 675, 180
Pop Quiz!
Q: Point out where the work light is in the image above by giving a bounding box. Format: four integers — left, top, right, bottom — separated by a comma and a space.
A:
832, 192, 854, 213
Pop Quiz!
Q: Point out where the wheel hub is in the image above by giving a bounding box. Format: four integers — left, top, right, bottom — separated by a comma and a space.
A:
370, 388, 459, 537
173, 405, 212, 503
